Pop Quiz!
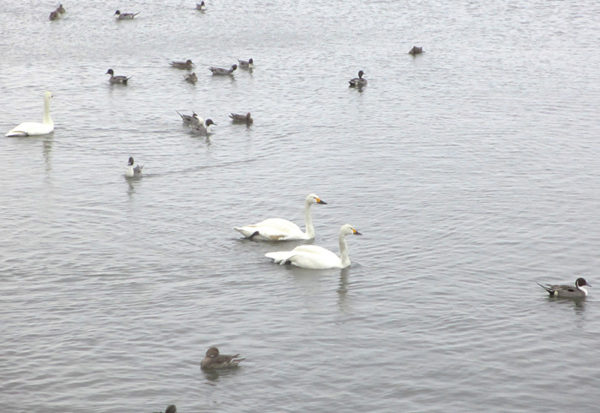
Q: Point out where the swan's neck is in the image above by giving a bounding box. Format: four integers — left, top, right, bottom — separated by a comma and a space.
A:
339, 233, 350, 268
43, 95, 53, 125
304, 200, 315, 238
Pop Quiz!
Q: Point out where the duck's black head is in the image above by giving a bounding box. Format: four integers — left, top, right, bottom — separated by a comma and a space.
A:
205, 119, 215, 127
231, 64, 238, 71
115, 10, 121, 15
358, 70, 364, 78
106, 68, 114, 75
128, 156, 134, 165
248, 58, 253, 64
576, 278, 590, 287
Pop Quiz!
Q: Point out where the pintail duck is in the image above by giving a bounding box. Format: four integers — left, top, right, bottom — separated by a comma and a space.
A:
229, 112, 253, 124
196, 1, 206, 11
201, 347, 244, 370
106, 68, 130, 84
191, 115, 216, 136
125, 156, 143, 178
209, 64, 237, 76
185, 72, 198, 84
176, 111, 198, 126
170, 59, 194, 70
408, 46, 423, 55
237, 58, 254, 70
114, 10, 140, 20
348, 70, 367, 88
537, 277, 591, 298
164, 405, 176, 413
49, 10, 59, 20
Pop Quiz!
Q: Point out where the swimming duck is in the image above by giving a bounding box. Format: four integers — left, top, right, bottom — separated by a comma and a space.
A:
191, 116, 216, 136
49, 10, 59, 20
234, 193, 327, 241
114, 10, 140, 20
196, 1, 206, 11
201, 347, 244, 370
106, 68, 130, 84
125, 156, 143, 178
266, 224, 361, 269
185, 72, 198, 84
537, 277, 591, 298
408, 46, 423, 55
6, 91, 54, 137
229, 112, 253, 124
170, 59, 194, 70
348, 70, 367, 88
165, 406, 176, 413
57, 4, 65, 14
176, 111, 198, 126
209, 64, 237, 76
237, 58, 254, 70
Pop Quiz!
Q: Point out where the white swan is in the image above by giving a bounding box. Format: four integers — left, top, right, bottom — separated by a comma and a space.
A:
234, 193, 327, 241
5, 91, 54, 137
265, 224, 361, 269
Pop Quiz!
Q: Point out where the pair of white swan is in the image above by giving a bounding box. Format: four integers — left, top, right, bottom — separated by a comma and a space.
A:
234, 194, 361, 269
5, 91, 54, 137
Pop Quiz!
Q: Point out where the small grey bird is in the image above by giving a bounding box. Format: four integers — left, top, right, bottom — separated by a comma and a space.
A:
125, 156, 143, 178
106, 68, 130, 84
537, 277, 591, 298
209, 64, 237, 76
348, 70, 367, 88
170, 59, 194, 70
114, 10, 140, 20
229, 112, 253, 124
408, 46, 423, 55
201, 347, 244, 370
237, 58, 254, 70
185, 72, 198, 84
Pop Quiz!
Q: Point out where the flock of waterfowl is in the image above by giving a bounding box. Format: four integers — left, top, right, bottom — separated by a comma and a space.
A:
7, 4, 592, 412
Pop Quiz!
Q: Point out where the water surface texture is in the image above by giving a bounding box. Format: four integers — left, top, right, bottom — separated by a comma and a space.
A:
2, 1, 600, 412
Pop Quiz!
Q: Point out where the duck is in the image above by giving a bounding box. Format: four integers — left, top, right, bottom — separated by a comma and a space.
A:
408, 46, 423, 55
234, 193, 327, 241
201, 347, 244, 370
196, 1, 206, 11
170, 59, 194, 70
185, 72, 198, 84
209, 64, 237, 76
537, 277, 591, 298
114, 10, 140, 20
229, 112, 253, 124
49, 10, 59, 20
191, 115, 216, 136
348, 70, 367, 88
105, 68, 130, 84
266, 224, 361, 269
125, 156, 143, 178
57, 4, 65, 14
6, 91, 54, 137
237, 58, 254, 70
176, 110, 198, 126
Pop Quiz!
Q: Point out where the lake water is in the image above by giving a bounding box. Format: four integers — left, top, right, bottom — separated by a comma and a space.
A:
1, 1, 600, 412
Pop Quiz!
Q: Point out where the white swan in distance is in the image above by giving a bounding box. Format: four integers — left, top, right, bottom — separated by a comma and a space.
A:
5, 91, 54, 137
234, 193, 327, 241
265, 224, 361, 269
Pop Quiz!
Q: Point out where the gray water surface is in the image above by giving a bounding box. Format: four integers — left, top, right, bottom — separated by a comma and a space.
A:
2, 1, 600, 412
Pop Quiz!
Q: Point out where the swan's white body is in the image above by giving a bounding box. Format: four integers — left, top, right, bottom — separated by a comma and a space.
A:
265, 224, 361, 269
6, 91, 54, 137
234, 194, 327, 241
